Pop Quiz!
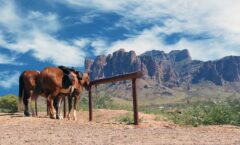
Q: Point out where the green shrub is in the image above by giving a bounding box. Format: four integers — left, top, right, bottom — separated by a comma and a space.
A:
0, 95, 18, 113
117, 112, 142, 124
78, 94, 114, 110
78, 96, 89, 111
169, 101, 240, 127
93, 95, 113, 109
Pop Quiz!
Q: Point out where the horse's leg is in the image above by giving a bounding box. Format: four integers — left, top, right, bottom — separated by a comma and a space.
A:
47, 95, 55, 119
29, 90, 36, 117
67, 95, 73, 120
35, 96, 38, 117
46, 98, 49, 116
73, 94, 80, 120
31, 90, 38, 117
54, 95, 59, 119
23, 91, 30, 117
56, 94, 63, 120
53, 96, 58, 111
49, 89, 60, 119
59, 96, 63, 119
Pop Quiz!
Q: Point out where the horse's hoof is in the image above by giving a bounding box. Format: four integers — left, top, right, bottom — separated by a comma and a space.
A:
50, 117, 56, 119
73, 117, 77, 121
56, 115, 63, 120
50, 115, 55, 119
67, 114, 71, 120
24, 111, 30, 117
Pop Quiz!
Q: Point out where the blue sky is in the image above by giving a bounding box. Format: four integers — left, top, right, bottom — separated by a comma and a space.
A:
0, 0, 240, 95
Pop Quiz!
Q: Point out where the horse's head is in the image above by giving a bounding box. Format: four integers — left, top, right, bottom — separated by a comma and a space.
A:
76, 71, 90, 91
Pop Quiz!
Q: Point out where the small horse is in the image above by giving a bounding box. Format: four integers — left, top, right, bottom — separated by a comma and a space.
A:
19, 70, 40, 116
67, 72, 90, 120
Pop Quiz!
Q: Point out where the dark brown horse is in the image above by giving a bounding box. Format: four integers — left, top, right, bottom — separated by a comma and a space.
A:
33, 66, 90, 119
19, 70, 40, 116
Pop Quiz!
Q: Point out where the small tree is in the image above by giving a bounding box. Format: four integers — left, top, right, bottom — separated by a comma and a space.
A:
0, 95, 18, 113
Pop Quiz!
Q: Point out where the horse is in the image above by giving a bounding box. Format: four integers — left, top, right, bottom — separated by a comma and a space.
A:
67, 72, 90, 120
33, 66, 90, 119
19, 70, 40, 116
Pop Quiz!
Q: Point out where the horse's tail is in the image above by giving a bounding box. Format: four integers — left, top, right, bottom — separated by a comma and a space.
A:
18, 72, 25, 112
34, 73, 41, 95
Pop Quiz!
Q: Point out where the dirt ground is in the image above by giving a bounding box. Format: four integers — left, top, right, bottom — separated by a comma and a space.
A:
0, 109, 239, 145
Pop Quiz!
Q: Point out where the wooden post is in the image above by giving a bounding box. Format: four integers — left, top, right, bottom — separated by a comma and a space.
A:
88, 71, 142, 125
88, 86, 93, 121
63, 96, 66, 118
132, 78, 139, 125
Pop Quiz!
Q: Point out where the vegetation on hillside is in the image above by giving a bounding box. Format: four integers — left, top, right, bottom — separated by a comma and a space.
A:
117, 112, 143, 124
79, 94, 240, 127
169, 100, 240, 127
1, 92, 239, 127
0, 95, 18, 113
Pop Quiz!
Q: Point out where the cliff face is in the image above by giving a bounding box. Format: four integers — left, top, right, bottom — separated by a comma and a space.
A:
104, 49, 142, 77
85, 49, 142, 79
85, 49, 240, 86
192, 56, 240, 85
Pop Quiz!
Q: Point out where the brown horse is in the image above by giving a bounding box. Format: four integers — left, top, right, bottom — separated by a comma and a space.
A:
67, 72, 90, 120
33, 66, 90, 119
19, 70, 40, 116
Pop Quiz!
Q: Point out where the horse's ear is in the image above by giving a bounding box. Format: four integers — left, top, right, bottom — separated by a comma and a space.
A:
75, 71, 83, 80
85, 70, 91, 76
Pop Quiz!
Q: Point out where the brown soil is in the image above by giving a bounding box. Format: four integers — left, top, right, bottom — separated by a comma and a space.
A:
0, 109, 239, 145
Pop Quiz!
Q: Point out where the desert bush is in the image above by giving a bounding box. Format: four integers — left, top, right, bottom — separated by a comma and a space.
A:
78, 94, 114, 110
0, 95, 18, 113
93, 94, 113, 109
117, 112, 142, 124
169, 101, 240, 127
78, 96, 89, 111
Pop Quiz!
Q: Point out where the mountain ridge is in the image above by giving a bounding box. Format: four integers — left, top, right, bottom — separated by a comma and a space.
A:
85, 49, 240, 87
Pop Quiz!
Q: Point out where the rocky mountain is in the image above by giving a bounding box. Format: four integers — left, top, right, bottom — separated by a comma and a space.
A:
85, 49, 240, 87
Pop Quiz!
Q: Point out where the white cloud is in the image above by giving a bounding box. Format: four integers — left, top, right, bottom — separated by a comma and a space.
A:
1, 0, 240, 64
26, 11, 61, 33
73, 38, 90, 48
0, 53, 22, 65
0, 0, 21, 32
90, 39, 108, 56
102, 26, 240, 61
80, 12, 99, 24
73, 38, 108, 56
0, 71, 20, 89
57, 0, 240, 60
0, 0, 86, 67
0, 31, 85, 66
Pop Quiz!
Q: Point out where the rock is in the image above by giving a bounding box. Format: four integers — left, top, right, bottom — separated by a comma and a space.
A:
192, 61, 224, 85
104, 49, 141, 77
85, 58, 94, 72
140, 55, 159, 79
85, 49, 240, 86
169, 49, 192, 62
193, 56, 240, 85
90, 55, 107, 79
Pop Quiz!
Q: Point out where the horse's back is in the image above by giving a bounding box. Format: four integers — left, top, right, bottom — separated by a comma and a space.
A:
40, 67, 63, 91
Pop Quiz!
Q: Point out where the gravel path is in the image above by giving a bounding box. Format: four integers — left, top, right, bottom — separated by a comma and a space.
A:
0, 110, 239, 145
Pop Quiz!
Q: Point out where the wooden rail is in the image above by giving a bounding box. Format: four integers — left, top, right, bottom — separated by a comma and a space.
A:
88, 71, 143, 125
